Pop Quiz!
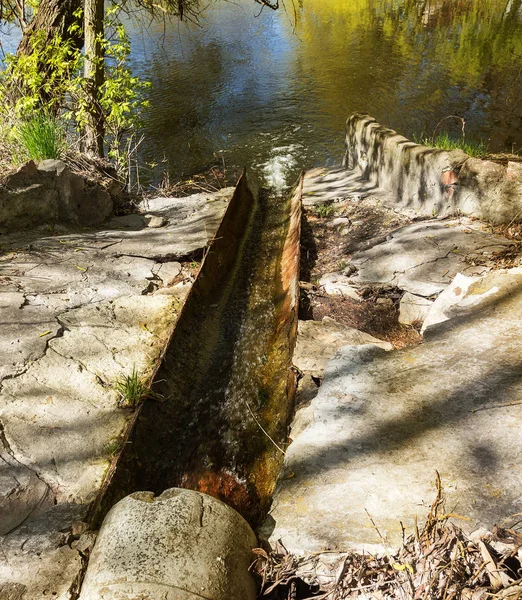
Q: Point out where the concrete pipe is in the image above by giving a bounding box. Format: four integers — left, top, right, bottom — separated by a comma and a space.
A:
79, 488, 258, 600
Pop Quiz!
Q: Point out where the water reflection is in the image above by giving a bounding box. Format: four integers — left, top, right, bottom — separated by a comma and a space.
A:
128, 0, 521, 187
4, 0, 521, 188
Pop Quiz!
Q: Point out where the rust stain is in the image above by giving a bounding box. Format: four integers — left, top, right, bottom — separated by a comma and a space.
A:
179, 469, 255, 518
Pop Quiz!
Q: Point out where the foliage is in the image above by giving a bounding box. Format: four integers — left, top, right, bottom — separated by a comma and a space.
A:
414, 132, 487, 158
0, 4, 150, 173
115, 367, 149, 408
0, 0, 38, 29
0, 29, 82, 117
103, 436, 123, 456
14, 113, 66, 161
314, 203, 335, 218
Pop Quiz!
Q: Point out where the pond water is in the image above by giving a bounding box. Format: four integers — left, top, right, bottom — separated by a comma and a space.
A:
127, 0, 522, 188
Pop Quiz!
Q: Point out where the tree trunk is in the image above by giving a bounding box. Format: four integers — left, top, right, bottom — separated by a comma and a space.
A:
83, 0, 105, 158
17, 0, 83, 57
12, 0, 82, 109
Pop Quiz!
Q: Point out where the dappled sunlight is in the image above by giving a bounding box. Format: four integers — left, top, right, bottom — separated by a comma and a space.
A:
269, 271, 522, 552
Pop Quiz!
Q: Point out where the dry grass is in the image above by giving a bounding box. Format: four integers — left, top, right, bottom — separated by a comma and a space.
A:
148, 163, 239, 198
252, 475, 522, 600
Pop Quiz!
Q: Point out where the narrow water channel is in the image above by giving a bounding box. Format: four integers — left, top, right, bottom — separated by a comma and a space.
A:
126, 0, 522, 187
95, 174, 301, 525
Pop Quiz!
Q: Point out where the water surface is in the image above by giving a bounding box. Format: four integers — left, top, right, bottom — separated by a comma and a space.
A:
127, 0, 522, 187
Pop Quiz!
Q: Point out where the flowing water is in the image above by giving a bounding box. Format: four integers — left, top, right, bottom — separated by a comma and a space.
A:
95, 174, 301, 525
125, 0, 522, 188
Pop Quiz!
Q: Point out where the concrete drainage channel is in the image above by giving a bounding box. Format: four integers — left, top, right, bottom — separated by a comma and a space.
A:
77, 171, 303, 599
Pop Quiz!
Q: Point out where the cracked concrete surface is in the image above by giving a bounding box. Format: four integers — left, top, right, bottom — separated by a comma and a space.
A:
347, 220, 511, 297
269, 269, 522, 554
267, 167, 522, 556
0, 188, 232, 599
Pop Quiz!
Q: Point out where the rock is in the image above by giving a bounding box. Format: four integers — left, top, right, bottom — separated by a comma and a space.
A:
343, 264, 357, 277
294, 373, 320, 409
106, 213, 146, 229
326, 217, 350, 228
399, 292, 433, 326
36, 159, 68, 177
0, 184, 59, 230
375, 297, 393, 306
75, 183, 112, 226
0, 189, 230, 597
0, 451, 53, 536
156, 261, 182, 286
294, 317, 392, 376
4, 161, 39, 188
108, 189, 233, 260
71, 532, 97, 555
319, 273, 362, 300
71, 521, 89, 537
0, 301, 61, 382
458, 158, 522, 224
0, 582, 28, 600
0, 504, 86, 600
0, 160, 113, 231
154, 280, 192, 301
79, 489, 257, 600
350, 219, 511, 296
144, 214, 167, 228
269, 269, 522, 553
421, 273, 479, 333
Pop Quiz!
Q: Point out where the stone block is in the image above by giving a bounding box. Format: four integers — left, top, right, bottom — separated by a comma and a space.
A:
399, 292, 433, 326
79, 489, 257, 600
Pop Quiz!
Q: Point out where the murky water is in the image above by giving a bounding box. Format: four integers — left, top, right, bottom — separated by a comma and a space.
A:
126, 0, 522, 187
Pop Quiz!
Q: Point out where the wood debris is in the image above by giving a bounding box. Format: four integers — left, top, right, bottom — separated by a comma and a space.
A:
252, 476, 522, 599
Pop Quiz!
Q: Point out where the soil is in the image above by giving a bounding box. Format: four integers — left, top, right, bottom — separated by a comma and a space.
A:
310, 288, 422, 349
305, 198, 411, 277
300, 197, 422, 349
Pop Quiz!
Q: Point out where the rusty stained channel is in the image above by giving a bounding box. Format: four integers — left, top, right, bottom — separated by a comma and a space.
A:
93, 171, 303, 526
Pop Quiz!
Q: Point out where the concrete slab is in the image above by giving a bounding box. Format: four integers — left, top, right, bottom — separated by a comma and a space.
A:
318, 273, 362, 300
268, 269, 522, 554
348, 219, 511, 296
399, 292, 433, 326
294, 317, 392, 377
0, 188, 232, 598
303, 167, 381, 207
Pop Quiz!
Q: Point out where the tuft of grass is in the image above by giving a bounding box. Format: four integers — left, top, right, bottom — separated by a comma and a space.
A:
15, 114, 66, 161
314, 203, 335, 218
103, 437, 123, 456
115, 367, 148, 409
414, 132, 487, 158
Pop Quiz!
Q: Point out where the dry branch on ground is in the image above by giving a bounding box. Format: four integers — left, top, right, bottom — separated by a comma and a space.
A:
253, 475, 522, 600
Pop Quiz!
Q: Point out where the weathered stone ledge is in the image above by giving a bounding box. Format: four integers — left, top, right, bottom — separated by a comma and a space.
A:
344, 113, 522, 224
0, 187, 233, 599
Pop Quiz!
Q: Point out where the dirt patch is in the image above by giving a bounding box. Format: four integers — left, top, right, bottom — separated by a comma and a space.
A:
308, 287, 421, 349
301, 198, 419, 349
305, 198, 411, 279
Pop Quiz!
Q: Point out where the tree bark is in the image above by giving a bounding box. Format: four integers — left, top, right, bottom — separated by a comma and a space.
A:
17, 0, 83, 57
83, 0, 105, 158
